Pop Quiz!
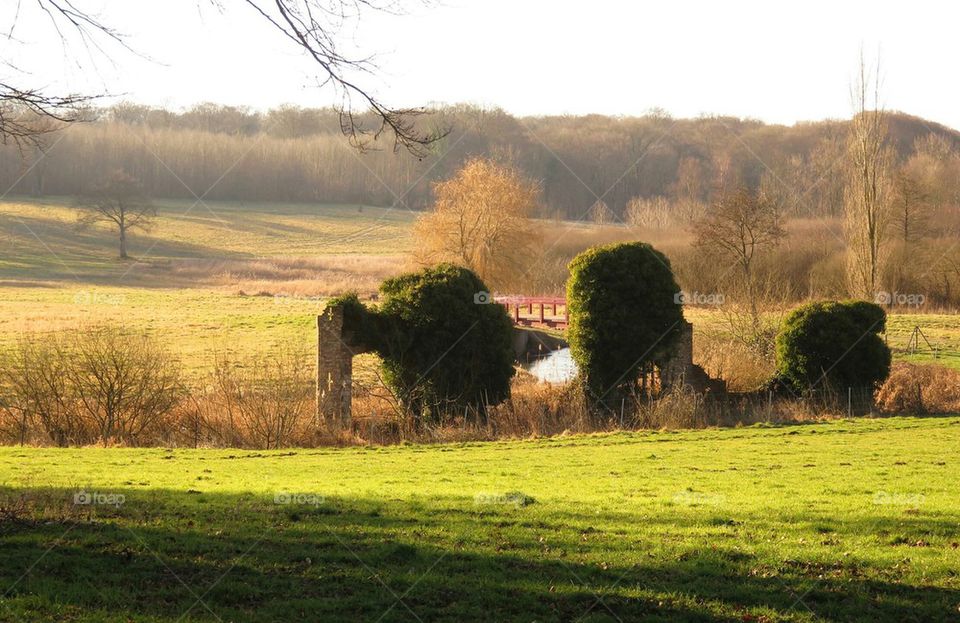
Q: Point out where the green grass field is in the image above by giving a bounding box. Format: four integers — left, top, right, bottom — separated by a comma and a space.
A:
2, 417, 959, 621
0, 286, 320, 374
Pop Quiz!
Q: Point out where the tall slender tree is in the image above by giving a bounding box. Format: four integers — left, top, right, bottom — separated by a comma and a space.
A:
844, 54, 894, 298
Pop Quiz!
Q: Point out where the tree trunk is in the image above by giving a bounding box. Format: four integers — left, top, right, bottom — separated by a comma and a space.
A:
119, 225, 128, 259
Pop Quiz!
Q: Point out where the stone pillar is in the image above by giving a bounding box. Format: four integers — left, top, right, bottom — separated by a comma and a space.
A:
660, 320, 694, 390
659, 321, 726, 395
317, 306, 353, 430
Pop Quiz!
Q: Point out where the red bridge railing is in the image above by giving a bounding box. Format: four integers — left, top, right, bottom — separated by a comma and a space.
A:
494, 295, 568, 330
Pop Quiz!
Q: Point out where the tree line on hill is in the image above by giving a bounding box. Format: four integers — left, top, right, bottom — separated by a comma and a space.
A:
3, 103, 960, 222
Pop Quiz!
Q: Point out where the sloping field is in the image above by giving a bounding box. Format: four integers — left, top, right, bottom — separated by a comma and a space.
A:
0, 197, 412, 284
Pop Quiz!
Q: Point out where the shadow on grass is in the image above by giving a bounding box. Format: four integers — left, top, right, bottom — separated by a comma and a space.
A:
0, 212, 240, 285
0, 488, 958, 622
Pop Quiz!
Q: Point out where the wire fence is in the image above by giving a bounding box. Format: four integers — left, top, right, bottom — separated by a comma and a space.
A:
704, 385, 879, 423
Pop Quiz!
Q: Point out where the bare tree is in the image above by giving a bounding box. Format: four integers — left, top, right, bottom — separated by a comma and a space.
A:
844, 53, 894, 298
67, 327, 184, 445
0, 88, 94, 150
3, 1, 444, 154
587, 200, 615, 226
693, 186, 786, 346
910, 133, 960, 221
0, 334, 85, 446
209, 346, 314, 448
76, 170, 155, 259
0, 327, 183, 446
893, 162, 930, 243
625, 195, 672, 229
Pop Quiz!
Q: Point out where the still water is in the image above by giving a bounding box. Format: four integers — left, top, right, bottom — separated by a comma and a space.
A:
522, 347, 577, 384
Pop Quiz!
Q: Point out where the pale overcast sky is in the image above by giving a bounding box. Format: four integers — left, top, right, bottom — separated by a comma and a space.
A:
5, 0, 959, 128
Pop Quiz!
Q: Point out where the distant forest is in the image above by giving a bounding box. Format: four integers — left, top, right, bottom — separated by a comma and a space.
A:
3, 103, 960, 220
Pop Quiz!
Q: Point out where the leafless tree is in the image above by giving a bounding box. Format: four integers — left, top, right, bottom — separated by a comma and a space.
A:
0, 326, 183, 446
76, 170, 155, 259
209, 347, 314, 448
844, 53, 894, 299
693, 186, 786, 347
67, 327, 184, 445
0, 87, 93, 150
587, 199, 614, 226
3, 0, 445, 154
893, 164, 930, 243
625, 195, 672, 229
0, 334, 85, 446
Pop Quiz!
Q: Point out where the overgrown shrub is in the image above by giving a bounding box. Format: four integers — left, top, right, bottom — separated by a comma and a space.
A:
326, 292, 375, 338
375, 263, 515, 421
0, 335, 86, 446
774, 300, 891, 393
566, 242, 683, 408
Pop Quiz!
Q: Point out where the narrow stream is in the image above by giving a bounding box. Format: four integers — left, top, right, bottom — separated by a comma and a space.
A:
522, 347, 577, 384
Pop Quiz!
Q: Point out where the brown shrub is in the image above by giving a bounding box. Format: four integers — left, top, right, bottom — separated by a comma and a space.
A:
634, 385, 712, 429
346, 374, 594, 444
486, 375, 592, 437
187, 347, 317, 448
0, 334, 91, 446
0, 327, 184, 446
875, 362, 960, 414
695, 333, 774, 392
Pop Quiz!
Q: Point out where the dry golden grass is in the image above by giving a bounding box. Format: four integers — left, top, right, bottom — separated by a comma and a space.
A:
163, 254, 406, 297
693, 334, 775, 392
876, 362, 960, 414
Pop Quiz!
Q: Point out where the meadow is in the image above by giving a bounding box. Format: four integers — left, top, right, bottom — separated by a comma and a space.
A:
0, 197, 414, 277
0, 197, 410, 372
1, 416, 959, 621
0, 198, 955, 379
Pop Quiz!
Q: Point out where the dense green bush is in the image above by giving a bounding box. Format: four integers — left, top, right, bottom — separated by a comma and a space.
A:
374, 264, 515, 420
775, 300, 891, 393
566, 242, 683, 407
325, 292, 381, 346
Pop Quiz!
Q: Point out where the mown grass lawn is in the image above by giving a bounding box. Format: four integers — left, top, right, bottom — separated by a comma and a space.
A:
1, 417, 959, 622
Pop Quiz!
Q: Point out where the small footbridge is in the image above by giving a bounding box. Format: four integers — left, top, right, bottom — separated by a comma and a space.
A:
493, 295, 569, 362
493, 295, 568, 330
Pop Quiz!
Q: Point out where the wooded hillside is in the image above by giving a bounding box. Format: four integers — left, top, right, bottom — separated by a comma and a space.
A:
5, 104, 958, 220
